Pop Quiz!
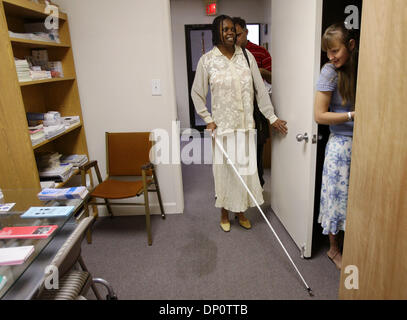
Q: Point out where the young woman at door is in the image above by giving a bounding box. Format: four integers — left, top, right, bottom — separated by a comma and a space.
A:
314, 23, 359, 270
191, 15, 287, 232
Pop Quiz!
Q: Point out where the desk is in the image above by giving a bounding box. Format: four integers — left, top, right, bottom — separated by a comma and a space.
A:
0, 189, 86, 299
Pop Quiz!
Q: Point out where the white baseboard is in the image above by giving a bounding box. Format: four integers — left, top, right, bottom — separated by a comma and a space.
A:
92, 202, 181, 217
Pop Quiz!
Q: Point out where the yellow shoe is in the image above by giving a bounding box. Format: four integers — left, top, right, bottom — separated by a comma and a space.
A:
220, 220, 231, 232
235, 215, 251, 230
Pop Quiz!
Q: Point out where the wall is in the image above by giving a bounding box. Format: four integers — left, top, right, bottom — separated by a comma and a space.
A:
170, 0, 272, 129
54, 0, 184, 215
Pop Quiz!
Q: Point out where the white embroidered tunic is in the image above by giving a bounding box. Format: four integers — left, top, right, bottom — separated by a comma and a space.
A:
191, 45, 278, 212
191, 45, 277, 135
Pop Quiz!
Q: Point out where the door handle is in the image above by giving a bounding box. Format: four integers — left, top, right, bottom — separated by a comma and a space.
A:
296, 133, 309, 143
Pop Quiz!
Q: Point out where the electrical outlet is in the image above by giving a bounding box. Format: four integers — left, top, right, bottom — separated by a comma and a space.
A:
152, 79, 162, 96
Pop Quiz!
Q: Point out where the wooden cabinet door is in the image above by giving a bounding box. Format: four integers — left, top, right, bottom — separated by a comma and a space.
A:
339, 0, 407, 299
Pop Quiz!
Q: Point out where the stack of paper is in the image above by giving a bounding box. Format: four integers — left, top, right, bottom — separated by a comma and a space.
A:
43, 124, 65, 139
9, 31, 31, 40
60, 154, 88, 168
29, 124, 46, 146
38, 163, 74, 182
14, 58, 31, 82
29, 69, 52, 80
40, 181, 56, 189
36, 152, 75, 182
24, 22, 60, 43
38, 187, 89, 201
0, 246, 35, 266
9, 31, 60, 43
36, 152, 62, 167
61, 116, 80, 128
48, 61, 64, 78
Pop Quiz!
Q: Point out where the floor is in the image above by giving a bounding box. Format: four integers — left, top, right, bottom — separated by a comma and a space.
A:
82, 152, 341, 300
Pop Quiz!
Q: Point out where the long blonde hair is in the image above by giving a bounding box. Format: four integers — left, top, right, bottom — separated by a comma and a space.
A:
322, 23, 359, 108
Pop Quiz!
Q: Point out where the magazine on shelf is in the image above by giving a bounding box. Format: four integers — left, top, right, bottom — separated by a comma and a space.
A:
21, 206, 75, 219
0, 203, 16, 213
0, 246, 35, 266
38, 187, 89, 201
0, 225, 58, 240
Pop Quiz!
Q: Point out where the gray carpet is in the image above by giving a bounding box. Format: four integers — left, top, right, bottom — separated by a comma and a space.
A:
82, 140, 340, 300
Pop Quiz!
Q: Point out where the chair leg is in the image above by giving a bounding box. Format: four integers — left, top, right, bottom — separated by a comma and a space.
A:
142, 172, 152, 246
84, 204, 93, 244
153, 172, 165, 220
105, 199, 114, 218
144, 194, 152, 246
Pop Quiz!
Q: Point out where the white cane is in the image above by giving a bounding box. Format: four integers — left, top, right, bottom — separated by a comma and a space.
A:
212, 131, 314, 296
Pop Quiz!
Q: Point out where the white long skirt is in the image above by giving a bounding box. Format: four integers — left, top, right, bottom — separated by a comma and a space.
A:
212, 130, 264, 213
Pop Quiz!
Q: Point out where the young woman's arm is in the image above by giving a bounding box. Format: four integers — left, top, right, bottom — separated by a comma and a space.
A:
314, 91, 355, 125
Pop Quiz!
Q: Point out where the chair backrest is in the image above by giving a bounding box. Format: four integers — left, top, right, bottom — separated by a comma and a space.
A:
49, 216, 94, 277
106, 132, 152, 176
36, 216, 94, 298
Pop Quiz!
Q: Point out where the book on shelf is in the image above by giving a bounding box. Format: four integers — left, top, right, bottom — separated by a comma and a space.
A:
24, 22, 60, 43
38, 163, 74, 182
43, 123, 65, 139
9, 30, 60, 44
30, 69, 52, 80
0, 225, 58, 240
38, 187, 89, 201
61, 116, 80, 127
0, 203, 16, 213
48, 61, 64, 78
29, 123, 45, 145
14, 58, 31, 82
60, 154, 88, 168
0, 246, 35, 266
40, 181, 56, 189
21, 206, 75, 219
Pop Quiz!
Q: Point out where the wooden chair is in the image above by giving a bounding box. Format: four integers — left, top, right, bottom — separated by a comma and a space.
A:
79, 132, 165, 246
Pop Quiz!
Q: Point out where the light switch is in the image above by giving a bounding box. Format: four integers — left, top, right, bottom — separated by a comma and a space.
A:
152, 79, 162, 96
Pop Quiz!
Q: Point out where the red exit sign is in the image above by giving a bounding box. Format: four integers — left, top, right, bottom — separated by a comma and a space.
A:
206, 2, 217, 16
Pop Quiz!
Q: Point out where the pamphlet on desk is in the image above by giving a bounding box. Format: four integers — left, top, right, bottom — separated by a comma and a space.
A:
0, 246, 34, 266
0, 225, 58, 239
21, 206, 75, 219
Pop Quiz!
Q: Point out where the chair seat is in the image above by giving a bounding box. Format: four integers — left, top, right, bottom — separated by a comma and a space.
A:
38, 270, 90, 300
91, 179, 151, 199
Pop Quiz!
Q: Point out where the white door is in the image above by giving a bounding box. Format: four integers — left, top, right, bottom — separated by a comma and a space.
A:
270, 0, 323, 258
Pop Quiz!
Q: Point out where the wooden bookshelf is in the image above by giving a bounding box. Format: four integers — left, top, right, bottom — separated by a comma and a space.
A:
10, 37, 71, 48
0, 0, 91, 195
2, 0, 67, 21
19, 76, 75, 86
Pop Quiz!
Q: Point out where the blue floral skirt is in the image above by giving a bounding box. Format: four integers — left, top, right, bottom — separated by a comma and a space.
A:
318, 134, 353, 235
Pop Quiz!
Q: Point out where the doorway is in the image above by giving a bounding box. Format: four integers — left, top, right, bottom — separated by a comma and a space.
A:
312, 0, 363, 252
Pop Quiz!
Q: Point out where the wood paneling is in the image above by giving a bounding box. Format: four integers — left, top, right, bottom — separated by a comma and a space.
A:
339, 0, 407, 299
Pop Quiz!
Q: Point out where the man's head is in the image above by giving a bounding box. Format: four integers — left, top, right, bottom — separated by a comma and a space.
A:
233, 17, 248, 48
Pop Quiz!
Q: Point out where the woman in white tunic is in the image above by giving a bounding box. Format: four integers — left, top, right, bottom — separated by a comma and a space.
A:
191, 15, 287, 232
